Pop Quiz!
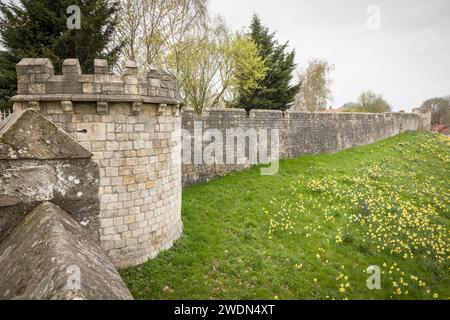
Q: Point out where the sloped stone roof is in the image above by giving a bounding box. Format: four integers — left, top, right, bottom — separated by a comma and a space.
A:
0, 202, 132, 300
0, 109, 91, 160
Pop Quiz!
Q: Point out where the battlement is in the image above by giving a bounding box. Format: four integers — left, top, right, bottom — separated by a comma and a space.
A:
13, 58, 181, 107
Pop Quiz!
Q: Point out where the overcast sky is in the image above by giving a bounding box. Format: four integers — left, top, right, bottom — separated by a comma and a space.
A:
210, 0, 450, 111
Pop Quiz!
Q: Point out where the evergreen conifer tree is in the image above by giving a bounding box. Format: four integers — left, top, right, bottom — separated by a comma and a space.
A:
0, 0, 122, 109
237, 15, 299, 111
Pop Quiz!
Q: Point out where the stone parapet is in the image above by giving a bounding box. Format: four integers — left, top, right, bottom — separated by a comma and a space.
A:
13, 58, 181, 108
0, 202, 133, 300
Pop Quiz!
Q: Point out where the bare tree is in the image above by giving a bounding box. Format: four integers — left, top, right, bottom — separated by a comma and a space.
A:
293, 59, 334, 112
114, 1, 268, 114
162, 0, 207, 71
114, 0, 145, 65
114, 0, 207, 72
420, 97, 450, 125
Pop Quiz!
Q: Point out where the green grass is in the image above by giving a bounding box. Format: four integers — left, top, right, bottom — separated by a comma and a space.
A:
121, 131, 450, 300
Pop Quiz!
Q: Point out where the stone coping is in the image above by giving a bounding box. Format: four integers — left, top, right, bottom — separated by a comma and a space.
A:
12, 94, 180, 105
13, 58, 182, 107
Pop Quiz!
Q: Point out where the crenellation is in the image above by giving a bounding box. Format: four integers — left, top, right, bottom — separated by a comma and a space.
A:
13, 58, 180, 107
62, 59, 82, 75
94, 59, 110, 75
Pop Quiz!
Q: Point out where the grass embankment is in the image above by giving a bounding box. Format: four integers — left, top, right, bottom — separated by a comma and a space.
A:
121, 131, 450, 300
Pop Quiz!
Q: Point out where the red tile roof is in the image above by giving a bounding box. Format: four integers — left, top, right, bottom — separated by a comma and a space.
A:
433, 125, 448, 133
324, 108, 343, 113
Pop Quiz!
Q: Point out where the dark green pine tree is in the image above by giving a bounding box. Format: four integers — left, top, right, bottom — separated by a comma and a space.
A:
0, 0, 122, 109
237, 15, 299, 111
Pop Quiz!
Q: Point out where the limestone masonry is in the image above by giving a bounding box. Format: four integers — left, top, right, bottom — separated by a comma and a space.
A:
11, 58, 183, 268
0, 109, 100, 243
182, 107, 431, 186
0, 109, 131, 299
0, 202, 132, 300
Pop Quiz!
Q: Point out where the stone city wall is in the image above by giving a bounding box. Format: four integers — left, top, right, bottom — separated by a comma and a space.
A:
181, 108, 430, 186
5, 57, 432, 268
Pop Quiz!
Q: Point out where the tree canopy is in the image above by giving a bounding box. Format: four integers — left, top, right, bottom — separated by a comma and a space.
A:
420, 96, 450, 125
168, 17, 267, 114
342, 91, 392, 113
235, 15, 299, 112
294, 59, 334, 112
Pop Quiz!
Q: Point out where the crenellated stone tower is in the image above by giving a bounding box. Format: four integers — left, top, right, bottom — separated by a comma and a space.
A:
12, 58, 183, 268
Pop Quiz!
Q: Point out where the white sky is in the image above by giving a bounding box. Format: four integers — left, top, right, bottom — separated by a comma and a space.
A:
209, 0, 450, 111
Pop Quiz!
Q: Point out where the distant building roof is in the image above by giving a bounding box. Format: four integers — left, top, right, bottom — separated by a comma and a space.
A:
432, 125, 450, 135
433, 125, 447, 132
324, 108, 343, 113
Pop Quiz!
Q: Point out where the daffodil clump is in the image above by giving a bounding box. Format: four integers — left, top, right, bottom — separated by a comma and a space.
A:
266, 132, 449, 300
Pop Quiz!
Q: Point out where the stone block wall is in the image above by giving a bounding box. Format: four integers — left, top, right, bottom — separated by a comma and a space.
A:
182, 108, 429, 186
12, 58, 183, 268
0, 109, 100, 243
0, 202, 133, 300
181, 108, 286, 186
285, 112, 421, 157
0, 109, 131, 300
